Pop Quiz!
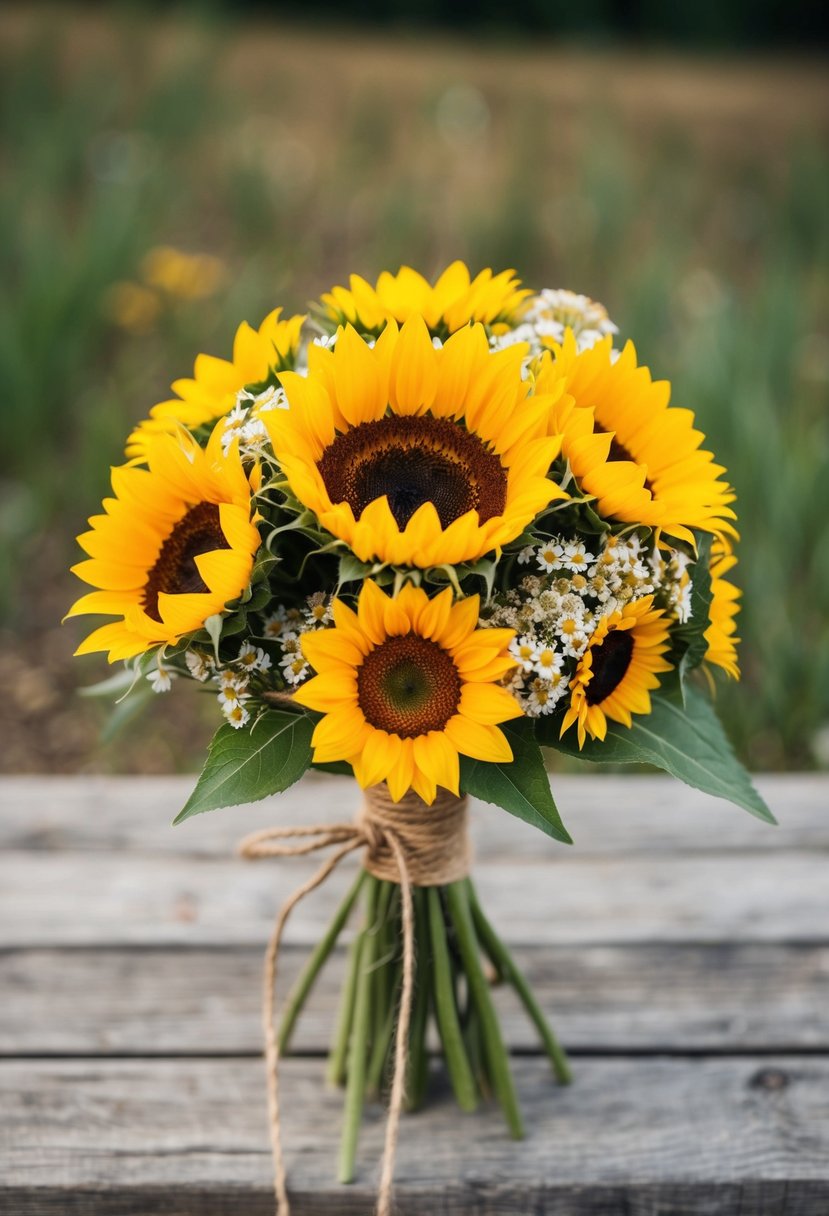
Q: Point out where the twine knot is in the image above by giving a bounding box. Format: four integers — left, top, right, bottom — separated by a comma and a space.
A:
238, 784, 470, 1216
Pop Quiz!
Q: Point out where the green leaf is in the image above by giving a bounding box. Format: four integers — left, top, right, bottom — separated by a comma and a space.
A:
338, 552, 372, 587
174, 709, 315, 823
545, 684, 775, 824
459, 718, 572, 844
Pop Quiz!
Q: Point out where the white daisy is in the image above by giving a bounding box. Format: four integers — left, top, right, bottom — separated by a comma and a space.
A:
147, 666, 175, 693
184, 650, 213, 682
509, 635, 539, 672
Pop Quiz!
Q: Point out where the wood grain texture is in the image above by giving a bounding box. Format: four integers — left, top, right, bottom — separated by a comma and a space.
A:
2, 943, 828, 1056
3, 774, 828, 1213
2, 1056, 828, 1214
2, 848, 827, 948
1, 773, 823, 857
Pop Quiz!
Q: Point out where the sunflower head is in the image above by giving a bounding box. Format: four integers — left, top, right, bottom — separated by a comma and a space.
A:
126, 309, 305, 462
537, 332, 738, 548
266, 316, 568, 568
319, 261, 531, 338
67, 422, 261, 661
560, 595, 673, 748
293, 579, 522, 803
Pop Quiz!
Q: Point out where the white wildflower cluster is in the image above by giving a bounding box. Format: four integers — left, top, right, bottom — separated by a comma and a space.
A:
221, 383, 288, 455
262, 592, 334, 690
651, 548, 693, 624
205, 641, 273, 729
489, 288, 618, 360
482, 533, 684, 718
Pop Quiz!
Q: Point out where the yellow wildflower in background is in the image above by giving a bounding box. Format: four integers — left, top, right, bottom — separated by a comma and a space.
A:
126, 308, 305, 461
266, 316, 568, 567
293, 579, 521, 803
67, 423, 261, 661
141, 246, 225, 301
105, 281, 161, 335
320, 261, 530, 336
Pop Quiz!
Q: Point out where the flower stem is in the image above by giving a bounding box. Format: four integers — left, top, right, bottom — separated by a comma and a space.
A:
327, 932, 360, 1088
467, 879, 572, 1085
427, 886, 478, 1112
279, 869, 366, 1056
338, 876, 378, 1184
405, 887, 431, 1111
445, 880, 524, 1140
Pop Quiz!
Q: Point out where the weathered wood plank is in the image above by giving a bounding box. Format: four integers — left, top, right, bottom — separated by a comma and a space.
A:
2, 943, 828, 1056
1, 849, 827, 948
0, 773, 821, 858
2, 1057, 828, 1213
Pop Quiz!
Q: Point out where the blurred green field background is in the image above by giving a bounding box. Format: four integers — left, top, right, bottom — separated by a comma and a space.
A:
2, 6, 828, 773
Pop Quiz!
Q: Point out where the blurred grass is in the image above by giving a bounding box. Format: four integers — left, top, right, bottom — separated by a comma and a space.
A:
1, 7, 827, 771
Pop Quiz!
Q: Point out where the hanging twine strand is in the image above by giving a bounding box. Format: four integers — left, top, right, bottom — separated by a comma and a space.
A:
238, 786, 470, 1216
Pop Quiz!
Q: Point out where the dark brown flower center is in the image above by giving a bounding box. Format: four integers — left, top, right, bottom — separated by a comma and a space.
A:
142, 502, 228, 622
317, 415, 507, 530
357, 633, 461, 737
595, 423, 653, 492
585, 629, 634, 705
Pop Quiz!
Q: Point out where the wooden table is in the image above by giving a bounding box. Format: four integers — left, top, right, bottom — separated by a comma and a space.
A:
2, 773, 828, 1214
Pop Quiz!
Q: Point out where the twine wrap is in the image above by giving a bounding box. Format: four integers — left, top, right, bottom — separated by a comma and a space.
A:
357, 785, 470, 886
238, 784, 471, 1216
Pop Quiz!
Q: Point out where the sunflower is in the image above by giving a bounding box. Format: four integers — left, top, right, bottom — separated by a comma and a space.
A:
293, 580, 521, 803
704, 544, 741, 679
266, 317, 567, 568
125, 309, 304, 461
560, 596, 673, 748
319, 261, 531, 337
537, 332, 737, 548
67, 423, 261, 661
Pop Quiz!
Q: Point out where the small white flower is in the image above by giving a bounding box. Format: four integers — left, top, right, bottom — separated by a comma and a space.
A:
147, 666, 175, 693
221, 404, 250, 454
250, 384, 288, 414
559, 541, 595, 573
281, 654, 309, 685
525, 674, 568, 716
517, 545, 536, 565
217, 669, 249, 696
509, 635, 539, 672
262, 608, 291, 639
237, 641, 272, 673
304, 592, 331, 626
184, 650, 213, 682
225, 701, 251, 729
536, 541, 564, 573
239, 418, 269, 449
534, 646, 563, 678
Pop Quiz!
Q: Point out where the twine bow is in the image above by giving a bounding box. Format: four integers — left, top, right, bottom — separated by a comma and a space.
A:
240, 817, 413, 1216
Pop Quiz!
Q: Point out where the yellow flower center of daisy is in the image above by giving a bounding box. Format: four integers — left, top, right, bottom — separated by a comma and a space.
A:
142, 502, 228, 622
585, 630, 634, 705
317, 415, 507, 531
357, 633, 461, 737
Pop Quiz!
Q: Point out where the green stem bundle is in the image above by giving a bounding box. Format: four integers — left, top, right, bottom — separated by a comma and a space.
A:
283, 869, 571, 1183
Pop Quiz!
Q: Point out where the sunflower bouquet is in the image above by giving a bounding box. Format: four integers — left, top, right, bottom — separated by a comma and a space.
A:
68, 263, 771, 1212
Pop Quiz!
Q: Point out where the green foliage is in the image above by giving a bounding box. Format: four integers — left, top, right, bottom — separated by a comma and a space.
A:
543, 685, 775, 824
460, 719, 572, 843
174, 709, 314, 823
